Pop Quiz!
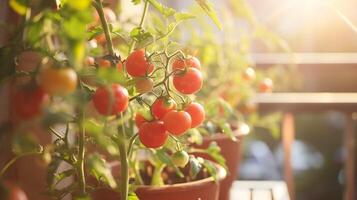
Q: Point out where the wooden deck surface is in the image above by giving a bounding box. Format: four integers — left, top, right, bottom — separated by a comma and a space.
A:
230, 181, 290, 200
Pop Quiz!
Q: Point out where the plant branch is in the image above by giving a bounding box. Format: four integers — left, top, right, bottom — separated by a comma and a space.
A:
128, 0, 149, 53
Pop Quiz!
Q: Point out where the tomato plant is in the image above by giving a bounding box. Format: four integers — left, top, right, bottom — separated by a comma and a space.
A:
0, 0, 227, 200
92, 84, 129, 115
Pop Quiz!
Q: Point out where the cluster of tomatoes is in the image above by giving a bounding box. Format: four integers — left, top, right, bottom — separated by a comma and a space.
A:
90, 49, 205, 149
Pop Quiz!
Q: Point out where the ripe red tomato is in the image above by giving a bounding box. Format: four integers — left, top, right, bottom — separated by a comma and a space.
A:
259, 78, 273, 93
10, 87, 48, 120
135, 78, 154, 94
151, 98, 176, 119
171, 150, 189, 167
0, 181, 28, 200
125, 49, 154, 77
135, 113, 147, 128
173, 68, 203, 94
38, 67, 78, 96
92, 84, 129, 115
139, 121, 168, 148
163, 110, 191, 136
184, 102, 205, 128
172, 56, 201, 70
242, 67, 255, 81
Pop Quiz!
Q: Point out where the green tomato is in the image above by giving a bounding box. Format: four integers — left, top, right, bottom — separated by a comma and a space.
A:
171, 150, 189, 167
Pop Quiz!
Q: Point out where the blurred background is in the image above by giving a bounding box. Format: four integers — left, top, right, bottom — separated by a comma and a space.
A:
236, 0, 357, 200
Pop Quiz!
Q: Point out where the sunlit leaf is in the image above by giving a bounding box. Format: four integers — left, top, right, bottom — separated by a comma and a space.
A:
9, 0, 28, 15
202, 159, 218, 182
147, 0, 176, 17
195, 0, 222, 30
218, 121, 236, 141
174, 12, 196, 22
87, 153, 117, 188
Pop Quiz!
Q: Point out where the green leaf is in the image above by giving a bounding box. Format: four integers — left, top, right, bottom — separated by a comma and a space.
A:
189, 156, 202, 178
84, 119, 119, 155
195, 0, 222, 30
131, 0, 141, 5
147, 0, 176, 17
128, 192, 139, 200
53, 169, 75, 185
155, 149, 184, 178
174, 12, 196, 22
87, 154, 117, 188
203, 159, 218, 182
12, 134, 42, 155
9, 0, 28, 15
218, 121, 236, 141
96, 67, 126, 85
187, 128, 203, 145
205, 142, 227, 169
67, 0, 91, 10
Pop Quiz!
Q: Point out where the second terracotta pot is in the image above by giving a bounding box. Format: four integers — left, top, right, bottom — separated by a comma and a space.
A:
195, 131, 244, 200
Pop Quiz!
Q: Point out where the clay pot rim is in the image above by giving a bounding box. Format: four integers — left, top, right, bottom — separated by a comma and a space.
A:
135, 162, 227, 192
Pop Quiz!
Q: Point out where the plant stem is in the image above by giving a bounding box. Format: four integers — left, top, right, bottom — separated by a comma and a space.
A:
94, 0, 116, 67
77, 109, 86, 195
128, 0, 149, 53
118, 133, 129, 200
0, 152, 41, 179
151, 163, 165, 186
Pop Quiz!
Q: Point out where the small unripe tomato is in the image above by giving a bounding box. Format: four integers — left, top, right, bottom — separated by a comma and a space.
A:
184, 102, 205, 128
38, 67, 78, 96
10, 87, 48, 120
173, 68, 203, 94
92, 84, 129, 115
163, 110, 191, 136
151, 98, 176, 119
172, 56, 201, 70
0, 181, 28, 200
171, 150, 189, 167
135, 78, 154, 94
139, 121, 168, 148
242, 67, 255, 81
125, 49, 154, 77
259, 78, 273, 93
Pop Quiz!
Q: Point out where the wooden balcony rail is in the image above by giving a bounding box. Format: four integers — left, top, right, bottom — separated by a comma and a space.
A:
252, 92, 356, 200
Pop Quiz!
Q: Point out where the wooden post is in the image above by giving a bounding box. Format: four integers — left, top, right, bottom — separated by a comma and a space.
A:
282, 112, 295, 200
344, 113, 355, 200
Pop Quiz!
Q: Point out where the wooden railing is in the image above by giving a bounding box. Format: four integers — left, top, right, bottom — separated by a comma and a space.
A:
253, 53, 357, 200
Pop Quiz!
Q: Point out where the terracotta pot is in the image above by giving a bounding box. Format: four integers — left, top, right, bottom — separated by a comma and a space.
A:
92, 163, 227, 200
195, 131, 244, 200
